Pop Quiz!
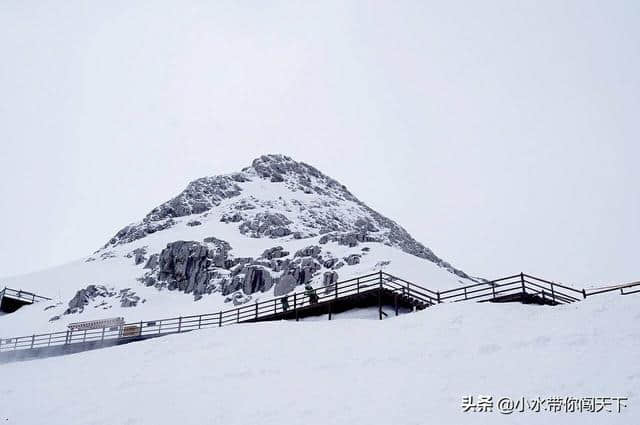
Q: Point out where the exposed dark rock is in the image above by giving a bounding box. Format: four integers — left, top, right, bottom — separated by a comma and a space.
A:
344, 254, 361, 266
187, 220, 202, 227
144, 254, 159, 270
225, 292, 251, 306
126, 247, 148, 265
233, 200, 256, 210
354, 217, 379, 232
323, 258, 338, 269
239, 212, 292, 238
274, 274, 297, 296
140, 275, 157, 287
323, 271, 339, 294
203, 236, 231, 251
248, 155, 358, 202
65, 285, 117, 315
119, 289, 141, 307
100, 251, 117, 260
319, 232, 379, 247
157, 241, 212, 296
221, 278, 242, 296
241, 266, 274, 295
105, 219, 176, 248
62, 285, 140, 316
203, 237, 233, 268
294, 245, 321, 258
220, 212, 243, 223
262, 246, 289, 260
231, 173, 250, 183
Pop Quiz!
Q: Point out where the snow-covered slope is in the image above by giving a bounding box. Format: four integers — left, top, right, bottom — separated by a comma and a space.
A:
1, 154, 481, 335
1, 293, 638, 424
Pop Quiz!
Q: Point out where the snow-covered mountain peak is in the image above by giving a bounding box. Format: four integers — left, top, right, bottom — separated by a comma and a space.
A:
103, 154, 357, 248
1, 154, 481, 334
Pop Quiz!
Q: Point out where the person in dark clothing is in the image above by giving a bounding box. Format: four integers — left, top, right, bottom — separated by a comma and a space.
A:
281, 296, 289, 312
305, 283, 319, 305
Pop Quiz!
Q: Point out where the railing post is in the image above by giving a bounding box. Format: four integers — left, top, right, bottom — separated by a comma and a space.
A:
437, 291, 441, 303
48, 333, 52, 346
178, 317, 182, 333
294, 293, 299, 322
30, 334, 35, 349
219, 311, 222, 327
101, 327, 106, 342
236, 309, 240, 323
520, 273, 525, 294
255, 303, 258, 319
357, 278, 360, 294
582, 289, 587, 299
492, 285, 496, 300
198, 315, 202, 329
550, 283, 556, 303
139, 321, 143, 337
464, 287, 467, 300
378, 276, 383, 320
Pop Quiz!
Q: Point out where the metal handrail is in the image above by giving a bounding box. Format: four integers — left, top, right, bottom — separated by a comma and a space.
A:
2, 271, 638, 356
585, 280, 640, 297
1, 287, 52, 303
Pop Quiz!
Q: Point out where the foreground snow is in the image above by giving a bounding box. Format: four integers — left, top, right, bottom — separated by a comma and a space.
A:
1, 294, 638, 424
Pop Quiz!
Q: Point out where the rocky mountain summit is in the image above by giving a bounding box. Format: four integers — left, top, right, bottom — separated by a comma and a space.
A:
47, 154, 480, 320
90, 155, 475, 304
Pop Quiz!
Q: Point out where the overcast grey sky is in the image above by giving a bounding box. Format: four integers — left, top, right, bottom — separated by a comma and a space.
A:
1, 1, 638, 286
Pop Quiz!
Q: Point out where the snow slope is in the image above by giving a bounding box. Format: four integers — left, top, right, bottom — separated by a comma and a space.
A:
1, 154, 481, 336
1, 293, 638, 424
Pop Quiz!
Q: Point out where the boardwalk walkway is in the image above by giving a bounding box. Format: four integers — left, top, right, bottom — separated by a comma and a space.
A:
1, 271, 638, 363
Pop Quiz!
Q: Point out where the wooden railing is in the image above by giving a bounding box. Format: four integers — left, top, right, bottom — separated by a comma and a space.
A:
0, 287, 52, 304
0, 271, 637, 356
438, 273, 584, 304
583, 280, 640, 297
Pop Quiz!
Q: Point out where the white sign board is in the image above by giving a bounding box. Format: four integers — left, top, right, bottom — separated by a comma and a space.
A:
68, 317, 125, 331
